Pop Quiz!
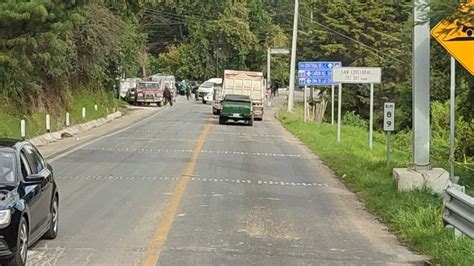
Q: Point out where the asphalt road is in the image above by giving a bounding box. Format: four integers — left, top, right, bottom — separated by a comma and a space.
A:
27, 97, 426, 265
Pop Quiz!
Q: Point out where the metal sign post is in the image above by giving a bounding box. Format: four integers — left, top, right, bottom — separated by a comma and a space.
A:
304, 85, 308, 123
384, 102, 395, 165
333, 67, 382, 146
369, 83, 374, 150
331, 85, 335, 125
450, 57, 456, 181
337, 83, 342, 142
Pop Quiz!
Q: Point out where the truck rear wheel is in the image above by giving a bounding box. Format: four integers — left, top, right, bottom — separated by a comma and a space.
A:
248, 118, 253, 126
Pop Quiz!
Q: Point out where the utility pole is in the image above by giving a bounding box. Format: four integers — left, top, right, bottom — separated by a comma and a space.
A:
288, 0, 299, 112
412, 0, 431, 169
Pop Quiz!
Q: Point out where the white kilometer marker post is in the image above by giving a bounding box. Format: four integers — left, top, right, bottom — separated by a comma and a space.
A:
94, 104, 98, 111
20, 120, 26, 139
46, 114, 51, 132
66, 112, 70, 127
82, 107, 86, 119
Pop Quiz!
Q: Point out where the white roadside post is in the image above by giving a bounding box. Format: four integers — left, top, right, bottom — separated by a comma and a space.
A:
94, 104, 98, 111
46, 114, 51, 132
384, 102, 395, 165
333, 67, 382, 146
66, 112, 70, 127
82, 107, 86, 119
20, 120, 26, 140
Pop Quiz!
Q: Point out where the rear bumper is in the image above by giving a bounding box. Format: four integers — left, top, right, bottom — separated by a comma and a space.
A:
220, 113, 253, 120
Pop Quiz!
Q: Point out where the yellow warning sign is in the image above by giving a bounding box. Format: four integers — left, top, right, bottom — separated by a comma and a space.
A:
431, 1, 474, 75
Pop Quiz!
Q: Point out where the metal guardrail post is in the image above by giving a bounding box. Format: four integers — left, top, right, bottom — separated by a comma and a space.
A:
443, 187, 474, 239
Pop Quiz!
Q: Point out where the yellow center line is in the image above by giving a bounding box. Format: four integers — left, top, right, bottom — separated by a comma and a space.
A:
141, 119, 212, 266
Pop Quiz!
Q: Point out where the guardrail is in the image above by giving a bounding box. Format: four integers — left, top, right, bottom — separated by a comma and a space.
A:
443, 187, 474, 239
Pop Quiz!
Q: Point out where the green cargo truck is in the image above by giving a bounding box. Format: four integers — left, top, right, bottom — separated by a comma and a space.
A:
219, 94, 253, 126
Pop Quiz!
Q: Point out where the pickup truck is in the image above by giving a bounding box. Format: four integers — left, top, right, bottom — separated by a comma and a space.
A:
133, 81, 163, 106
219, 94, 253, 126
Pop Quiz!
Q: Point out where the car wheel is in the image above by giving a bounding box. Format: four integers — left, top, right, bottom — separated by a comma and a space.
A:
219, 117, 225, 125
43, 196, 59, 239
248, 118, 254, 126
157, 102, 162, 107
202, 99, 207, 104
5, 217, 28, 266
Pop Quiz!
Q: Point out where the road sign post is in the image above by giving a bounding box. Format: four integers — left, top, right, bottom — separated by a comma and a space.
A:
332, 67, 382, 147
304, 85, 308, 123
450, 57, 456, 181
337, 83, 342, 142
384, 102, 395, 165
331, 85, 335, 125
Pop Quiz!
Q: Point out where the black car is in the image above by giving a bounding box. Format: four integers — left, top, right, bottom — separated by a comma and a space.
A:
0, 139, 59, 265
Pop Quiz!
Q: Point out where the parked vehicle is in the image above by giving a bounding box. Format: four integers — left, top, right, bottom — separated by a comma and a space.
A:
220, 70, 265, 120
133, 81, 163, 106
197, 78, 223, 104
219, 94, 253, 126
0, 139, 59, 266
119, 78, 140, 100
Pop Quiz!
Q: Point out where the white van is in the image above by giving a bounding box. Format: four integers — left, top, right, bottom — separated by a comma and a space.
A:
197, 78, 223, 104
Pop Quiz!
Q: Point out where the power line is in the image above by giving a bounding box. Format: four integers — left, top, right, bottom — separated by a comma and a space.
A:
299, 14, 404, 64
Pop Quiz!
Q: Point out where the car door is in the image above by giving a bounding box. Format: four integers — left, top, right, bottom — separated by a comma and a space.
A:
19, 148, 44, 238
23, 145, 52, 238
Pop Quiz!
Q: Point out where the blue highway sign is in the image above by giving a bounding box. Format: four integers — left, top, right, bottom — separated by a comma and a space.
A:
298, 61, 342, 86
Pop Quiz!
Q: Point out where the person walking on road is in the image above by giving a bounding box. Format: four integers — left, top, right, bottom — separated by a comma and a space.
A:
164, 83, 173, 106
271, 81, 277, 99
178, 80, 187, 96
185, 83, 192, 101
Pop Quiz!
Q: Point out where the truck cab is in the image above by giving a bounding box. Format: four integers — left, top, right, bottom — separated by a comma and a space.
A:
197, 78, 222, 104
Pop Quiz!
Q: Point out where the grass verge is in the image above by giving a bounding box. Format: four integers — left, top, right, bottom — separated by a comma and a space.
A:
278, 102, 474, 265
0, 89, 126, 139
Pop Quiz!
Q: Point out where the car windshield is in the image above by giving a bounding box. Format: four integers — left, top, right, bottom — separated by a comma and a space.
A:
138, 83, 159, 89
0, 151, 16, 183
200, 82, 213, 88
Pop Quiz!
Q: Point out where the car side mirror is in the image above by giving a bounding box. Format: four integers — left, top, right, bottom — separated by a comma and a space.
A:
25, 174, 45, 184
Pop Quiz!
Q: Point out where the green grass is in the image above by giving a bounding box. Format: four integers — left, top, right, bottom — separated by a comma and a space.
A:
278, 103, 474, 265
0, 89, 125, 139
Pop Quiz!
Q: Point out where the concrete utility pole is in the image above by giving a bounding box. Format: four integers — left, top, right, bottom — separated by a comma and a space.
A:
267, 48, 271, 88
412, 0, 431, 168
394, 0, 451, 194
288, 0, 299, 112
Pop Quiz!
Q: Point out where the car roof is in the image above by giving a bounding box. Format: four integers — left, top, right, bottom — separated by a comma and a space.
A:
0, 138, 25, 150
204, 78, 223, 84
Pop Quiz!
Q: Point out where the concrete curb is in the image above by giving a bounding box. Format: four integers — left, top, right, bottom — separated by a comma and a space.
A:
29, 111, 122, 147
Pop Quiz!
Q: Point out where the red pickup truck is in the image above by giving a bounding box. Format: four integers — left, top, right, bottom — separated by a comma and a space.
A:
133, 81, 164, 107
